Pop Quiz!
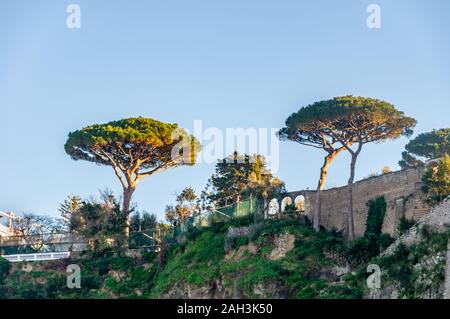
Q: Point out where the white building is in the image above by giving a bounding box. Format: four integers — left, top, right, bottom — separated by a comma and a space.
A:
0, 211, 16, 237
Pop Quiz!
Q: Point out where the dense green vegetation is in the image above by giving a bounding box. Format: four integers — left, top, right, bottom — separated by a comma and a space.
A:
1, 209, 450, 299
422, 154, 450, 204
201, 152, 285, 208
0, 211, 378, 299
0, 217, 359, 299
0, 257, 10, 277
339, 196, 393, 268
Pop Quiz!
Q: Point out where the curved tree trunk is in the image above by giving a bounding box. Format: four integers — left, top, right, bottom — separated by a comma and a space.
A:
313, 152, 339, 231
122, 186, 136, 240
346, 147, 361, 241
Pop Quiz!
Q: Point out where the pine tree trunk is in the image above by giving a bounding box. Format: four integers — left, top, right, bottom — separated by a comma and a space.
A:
347, 153, 358, 241
122, 186, 135, 240
313, 151, 340, 232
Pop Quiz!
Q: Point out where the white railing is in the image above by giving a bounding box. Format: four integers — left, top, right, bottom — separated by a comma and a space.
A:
0, 232, 87, 247
1, 251, 71, 263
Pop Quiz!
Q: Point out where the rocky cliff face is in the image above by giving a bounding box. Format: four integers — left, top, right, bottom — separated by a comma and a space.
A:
382, 197, 450, 257
160, 232, 296, 299
150, 218, 363, 299
367, 197, 450, 299
161, 276, 290, 299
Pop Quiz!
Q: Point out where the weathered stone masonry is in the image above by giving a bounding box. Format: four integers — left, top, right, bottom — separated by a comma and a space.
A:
277, 167, 430, 238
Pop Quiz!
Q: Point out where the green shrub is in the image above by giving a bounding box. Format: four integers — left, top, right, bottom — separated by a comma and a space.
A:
378, 233, 395, 251
227, 214, 254, 228
210, 222, 227, 234
345, 196, 393, 267
346, 237, 376, 266
0, 257, 10, 284
321, 284, 363, 299
422, 154, 450, 204
364, 196, 386, 238
398, 217, 415, 235
248, 222, 265, 242
225, 235, 249, 251
186, 225, 205, 240
142, 251, 158, 263
420, 225, 432, 240
235, 236, 249, 248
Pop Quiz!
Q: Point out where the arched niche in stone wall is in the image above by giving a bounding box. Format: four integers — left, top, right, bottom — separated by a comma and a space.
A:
281, 197, 292, 212
294, 195, 306, 214
268, 198, 280, 216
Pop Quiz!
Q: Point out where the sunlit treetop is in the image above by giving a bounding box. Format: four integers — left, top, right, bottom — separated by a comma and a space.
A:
281, 95, 416, 146
65, 117, 201, 182
399, 128, 450, 169
406, 128, 450, 159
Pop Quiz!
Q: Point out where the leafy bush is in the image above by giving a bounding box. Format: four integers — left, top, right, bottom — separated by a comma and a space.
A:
398, 217, 415, 235
422, 154, 450, 204
185, 225, 206, 240
210, 221, 227, 234
345, 196, 393, 267
248, 222, 265, 242
364, 196, 386, 238
321, 284, 363, 299
419, 225, 432, 240
227, 214, 255, 228
346, 237, 377, 266
0, 257, 11, 284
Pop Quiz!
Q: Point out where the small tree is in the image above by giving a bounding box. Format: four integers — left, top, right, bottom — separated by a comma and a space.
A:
71, 199, 126, 252
399, 128, 450, 169
13, 214, 62, 252
324, 96, 416, 240
422, 154, 450, 204
176, 187, 200, 220
129, 211, 158, 232
164, 205, 177, 226
14, 214, 62, 238
204, 152, 255, 207
202, 152, 285, 217
244, 155, 285, 201
59, 195, 82, 231
65, 117, 200, 237
164, 187, 200, 227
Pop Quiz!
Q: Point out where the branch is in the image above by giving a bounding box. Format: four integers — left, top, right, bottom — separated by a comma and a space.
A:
295, 141, 324, 149
328, 131, 355, 155
112, 166, 127, 189
97, 147, 126, 172
137, 160, 177, 178
90, 147, 128, 188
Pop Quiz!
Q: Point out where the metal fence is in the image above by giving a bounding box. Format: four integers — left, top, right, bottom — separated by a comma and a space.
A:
175, 198, 260, 235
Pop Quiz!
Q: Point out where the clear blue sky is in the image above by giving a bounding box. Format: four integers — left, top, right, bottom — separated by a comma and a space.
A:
1, 0, 449, 220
